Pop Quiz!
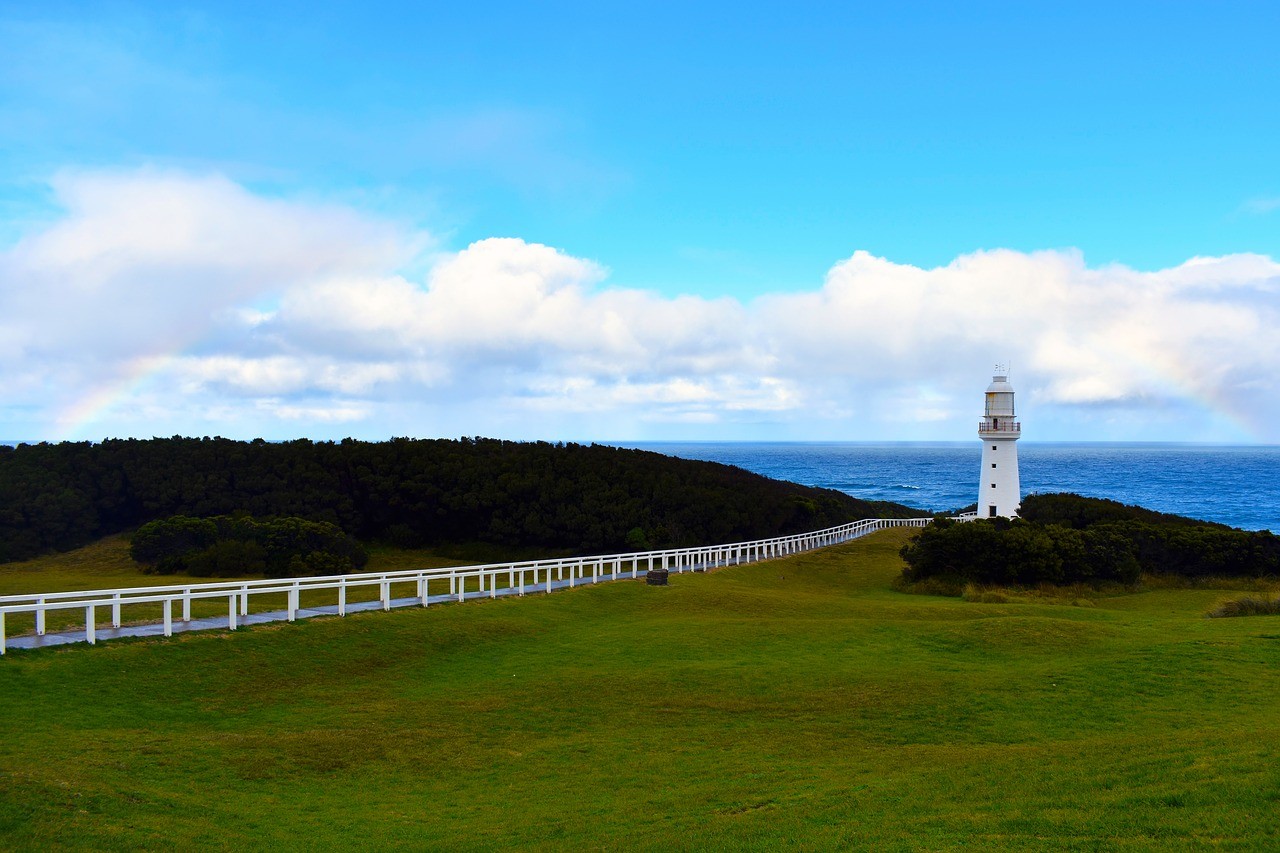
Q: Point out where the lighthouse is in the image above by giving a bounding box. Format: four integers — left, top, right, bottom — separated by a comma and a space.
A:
978, 367, 1021, 517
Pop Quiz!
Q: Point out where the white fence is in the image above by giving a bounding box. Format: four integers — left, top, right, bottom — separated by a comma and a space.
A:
0, 516, 935, 654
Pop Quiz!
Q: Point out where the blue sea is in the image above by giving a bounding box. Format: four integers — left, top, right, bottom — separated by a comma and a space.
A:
617, 443, 1280, 533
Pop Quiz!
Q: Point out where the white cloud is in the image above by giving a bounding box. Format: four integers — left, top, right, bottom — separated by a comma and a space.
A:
259, 400, 371, 423
3, 168, 1280, 442
1241, 197, 1280, 215
0, 168, 417, 365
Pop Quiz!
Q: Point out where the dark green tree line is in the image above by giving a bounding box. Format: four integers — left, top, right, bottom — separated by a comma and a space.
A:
0, 437, 916, 563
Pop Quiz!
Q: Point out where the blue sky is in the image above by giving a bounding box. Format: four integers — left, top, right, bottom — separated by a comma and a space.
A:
1, 2, 1278, 443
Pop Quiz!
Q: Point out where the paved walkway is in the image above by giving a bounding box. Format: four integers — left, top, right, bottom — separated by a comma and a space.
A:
4, 568, 681, 651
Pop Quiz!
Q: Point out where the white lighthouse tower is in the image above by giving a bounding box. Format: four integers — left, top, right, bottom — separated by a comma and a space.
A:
978, 367, 1021, 518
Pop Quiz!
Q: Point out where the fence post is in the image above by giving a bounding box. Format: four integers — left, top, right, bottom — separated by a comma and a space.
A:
1, 612, 5, 655
383, 580, 392, 611
339, 578, 347, 616
112, 593, 122, 628
228, 596, 237, 631
85, 605, 96, 645
240, 585, 249, 617
183, 589, 191, 622
36, 597, 45, 636
164, 599, 172, 637
288, 585, 298, 622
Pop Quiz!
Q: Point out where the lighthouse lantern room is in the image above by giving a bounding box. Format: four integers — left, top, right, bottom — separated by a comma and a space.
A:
978, 367, 1021, 518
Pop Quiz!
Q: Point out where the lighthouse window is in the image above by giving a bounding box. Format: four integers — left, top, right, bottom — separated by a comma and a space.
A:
991, 483, 997, 488
991, 445, 997, 450
988, 506, 997, 517
991, 463, 997, 469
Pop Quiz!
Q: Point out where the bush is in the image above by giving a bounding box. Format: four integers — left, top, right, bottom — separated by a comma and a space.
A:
1207, 595, 1280, 618
901, 494, 1275, 590
130, 514, 367, 578
186, 539, 268, 577
900, 517, 1140, 588
130, 516, 218, 569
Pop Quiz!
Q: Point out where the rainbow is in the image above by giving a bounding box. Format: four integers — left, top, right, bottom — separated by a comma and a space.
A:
54, 354, 176, 441
1109, 346, 1264, 442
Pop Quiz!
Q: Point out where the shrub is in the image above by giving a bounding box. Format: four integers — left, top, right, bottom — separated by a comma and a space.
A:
1207, 595, 1280, 618
186, 539, 268, 577
901, 494, 1275, 590
131, 516, 218, 570
900, 517, 1140, 588
130, 514, 367, 577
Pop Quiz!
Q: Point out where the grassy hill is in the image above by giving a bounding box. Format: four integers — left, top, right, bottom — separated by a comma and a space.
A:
2, 528, 1279, 849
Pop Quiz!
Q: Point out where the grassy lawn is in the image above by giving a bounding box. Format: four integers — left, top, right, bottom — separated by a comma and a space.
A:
2, 528, 1279, 850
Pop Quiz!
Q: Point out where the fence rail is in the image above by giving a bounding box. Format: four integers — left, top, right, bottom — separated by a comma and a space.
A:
0, 516, 935, 654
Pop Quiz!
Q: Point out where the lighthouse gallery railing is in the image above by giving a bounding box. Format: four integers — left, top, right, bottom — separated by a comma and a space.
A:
0, 516, 934, 654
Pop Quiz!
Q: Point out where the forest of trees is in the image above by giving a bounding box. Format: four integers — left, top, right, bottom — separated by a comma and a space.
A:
0, 437, 917, 564
900, 492, 1280, 587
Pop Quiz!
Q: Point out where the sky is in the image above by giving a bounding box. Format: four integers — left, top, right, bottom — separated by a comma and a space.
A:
1, 1, 1278, 444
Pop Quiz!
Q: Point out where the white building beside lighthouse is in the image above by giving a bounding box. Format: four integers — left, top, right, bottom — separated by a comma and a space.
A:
978, 368, 1021, 517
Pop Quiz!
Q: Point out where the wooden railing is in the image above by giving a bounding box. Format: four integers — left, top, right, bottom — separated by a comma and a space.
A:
0, 516, 935, 654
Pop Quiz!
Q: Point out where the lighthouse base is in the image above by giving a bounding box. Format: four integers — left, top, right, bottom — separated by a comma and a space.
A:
978, 436, 1021, 518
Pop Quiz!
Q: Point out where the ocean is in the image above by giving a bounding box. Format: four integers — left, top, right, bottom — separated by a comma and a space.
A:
617, 442, 1280, 533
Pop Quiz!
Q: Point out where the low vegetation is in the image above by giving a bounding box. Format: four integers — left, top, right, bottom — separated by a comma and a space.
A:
1208, 594, 1280, 618
130, 514, 368, 577
2, 528, 1280, 849
900, 492, 1280, 591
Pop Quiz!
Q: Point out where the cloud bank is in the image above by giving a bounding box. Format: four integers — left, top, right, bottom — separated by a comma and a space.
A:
2, 169, 1278, 442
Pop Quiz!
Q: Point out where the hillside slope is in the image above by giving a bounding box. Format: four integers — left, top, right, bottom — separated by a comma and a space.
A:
2, 528, 1278, 849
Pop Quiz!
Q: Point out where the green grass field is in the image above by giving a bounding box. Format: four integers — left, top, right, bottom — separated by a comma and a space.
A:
2, 528, 1279, 850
